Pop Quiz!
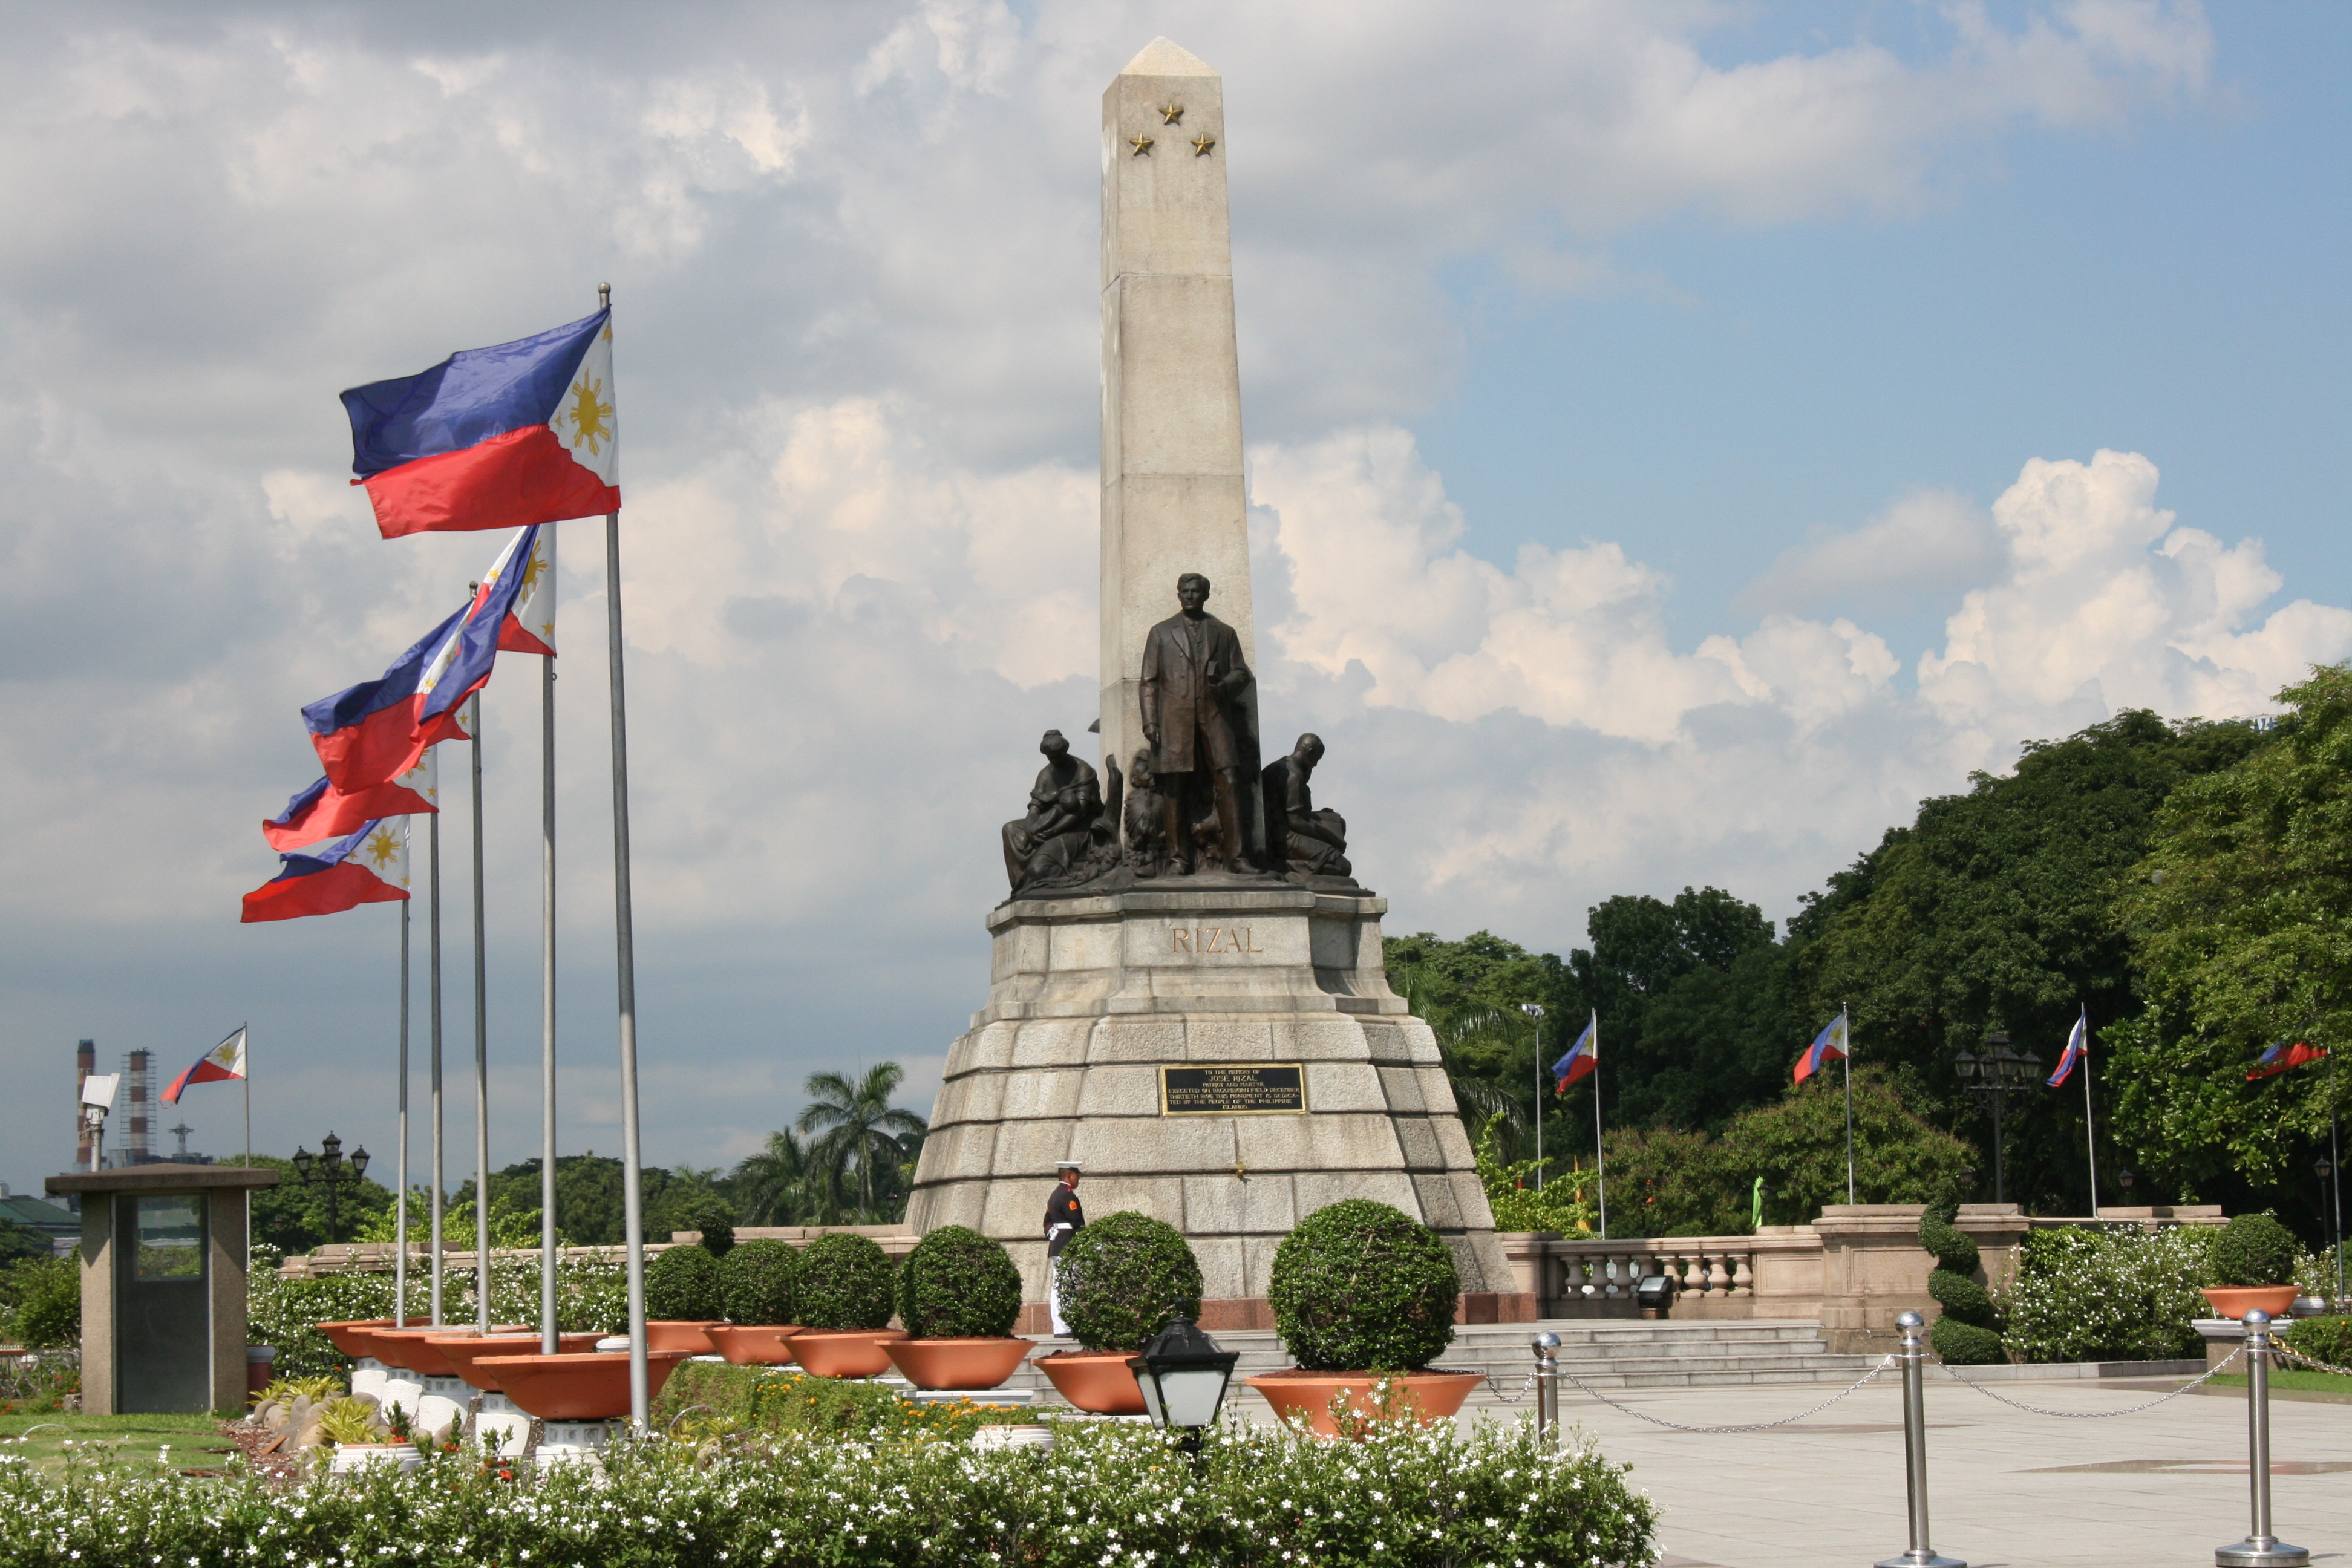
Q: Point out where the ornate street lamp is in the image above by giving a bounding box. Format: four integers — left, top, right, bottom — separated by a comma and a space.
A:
1952, 1031, 2039, 1206
1126, 1315, 1238, 1452
291, 1130, 371, 1247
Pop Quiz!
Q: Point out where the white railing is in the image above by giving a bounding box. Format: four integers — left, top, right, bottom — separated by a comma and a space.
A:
1508, 1236, 1757, 1310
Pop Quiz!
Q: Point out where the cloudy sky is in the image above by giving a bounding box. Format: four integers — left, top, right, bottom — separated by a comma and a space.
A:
4, 1, 2345, 1195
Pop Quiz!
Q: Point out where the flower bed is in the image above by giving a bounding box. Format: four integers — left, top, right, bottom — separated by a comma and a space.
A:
0, 1411, 1657, 1567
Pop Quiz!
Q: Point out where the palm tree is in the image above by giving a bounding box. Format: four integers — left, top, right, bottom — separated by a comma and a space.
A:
796, 1062, 929, 1220
733, 1128, 816, 1225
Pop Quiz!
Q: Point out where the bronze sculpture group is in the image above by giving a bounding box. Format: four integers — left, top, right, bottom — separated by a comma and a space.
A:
1002, 572, 1354, 898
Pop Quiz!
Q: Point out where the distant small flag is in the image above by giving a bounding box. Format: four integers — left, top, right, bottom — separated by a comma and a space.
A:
1794, 1010, 1849, 1084
264, 748, 439, 852
342, 309, 619, 539
161, 1027, 247, 1105
2247, 1040, 2329, 1082
2048, 1009, 2089, 1087
240, 817, 411, 923
1552, 1014, 1597, 1090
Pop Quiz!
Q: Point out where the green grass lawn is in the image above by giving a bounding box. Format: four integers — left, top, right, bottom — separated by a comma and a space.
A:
2208, 1368, 2352, 1397
0, 1410, 240, 1482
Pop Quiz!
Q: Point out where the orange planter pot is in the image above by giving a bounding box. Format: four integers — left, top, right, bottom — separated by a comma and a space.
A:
2200, 1286, 2301, 1320
1035, 1350, 1148, 1414
367, 1326, 532, 1377
704, 1325, 805, 1366
644, 1320, 725, 1356
316, 1319, 394, 1361
785, 1329, 909, 1379
425, 1333, 607, 1393
1243, 1370, 1484, 1437
884, 1337, 1035, 1391
474, 1351, 691, 1421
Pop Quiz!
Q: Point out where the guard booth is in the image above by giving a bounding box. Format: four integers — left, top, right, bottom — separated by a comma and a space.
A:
45, 1163, 279, 1414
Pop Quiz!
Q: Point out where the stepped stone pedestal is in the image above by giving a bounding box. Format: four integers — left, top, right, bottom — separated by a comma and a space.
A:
906, 883, 1520, 1325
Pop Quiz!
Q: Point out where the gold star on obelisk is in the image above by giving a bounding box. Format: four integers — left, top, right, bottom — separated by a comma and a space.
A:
1192, 132, 1215, 156
1129, 134, 1153, 156
1160, 101, 1183, 125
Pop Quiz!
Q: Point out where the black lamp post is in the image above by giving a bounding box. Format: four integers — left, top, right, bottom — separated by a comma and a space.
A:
1952, 1031, 2040, 1206
1126, 1315, 1239, 1454
2117, 1167, 2136, 1200
2318, 1154, 2342, 1309
291, 1130, 370, 1246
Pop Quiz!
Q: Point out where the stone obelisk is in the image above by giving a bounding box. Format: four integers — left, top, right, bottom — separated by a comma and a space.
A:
1097, 38, 1256, 803
906, 40, 1517, 1331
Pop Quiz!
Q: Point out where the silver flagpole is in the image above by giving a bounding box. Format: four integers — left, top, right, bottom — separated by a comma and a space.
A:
540, 598, 559, 1353
396, 901, 410, 1327
470, 688, 492, 1334
1592, 1010, 1607, 1241
598, 283, 650, 1430
430, 811, 445, 1325
2080, 1006, 2099, 1220
1843, 1004, 1857, 1207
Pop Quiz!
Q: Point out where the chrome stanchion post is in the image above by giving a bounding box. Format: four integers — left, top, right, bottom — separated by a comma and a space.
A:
2216, 1310, 2308, 1567
1532, 1330, 1560, 1449
1877, 1311, 1964, 1568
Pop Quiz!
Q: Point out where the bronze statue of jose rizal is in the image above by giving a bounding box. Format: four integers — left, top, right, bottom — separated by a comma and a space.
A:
1139, 572, 1254, 874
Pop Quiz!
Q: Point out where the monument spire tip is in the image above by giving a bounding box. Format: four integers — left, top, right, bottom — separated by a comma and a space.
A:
1120, 37, 1216, 78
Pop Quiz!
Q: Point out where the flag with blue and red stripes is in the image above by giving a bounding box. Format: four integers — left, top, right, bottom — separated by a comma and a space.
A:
240, 818, 410, 923
343, 310, 618, 538
2048, 1008, 2089, 1087
1552, 1014, 1597, 1091
2247, 1040, 2329, 1082
1794, 1010, 1849, 1084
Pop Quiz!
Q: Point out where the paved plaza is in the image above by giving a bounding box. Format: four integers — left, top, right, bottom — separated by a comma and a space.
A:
1534, 1376, 2347, 1568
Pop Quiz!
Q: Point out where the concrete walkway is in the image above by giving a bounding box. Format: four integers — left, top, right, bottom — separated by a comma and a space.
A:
1502, 1373, 2346, 1568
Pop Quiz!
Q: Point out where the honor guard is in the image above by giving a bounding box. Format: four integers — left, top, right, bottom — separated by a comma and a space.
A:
1044, 1160, 1085, 1336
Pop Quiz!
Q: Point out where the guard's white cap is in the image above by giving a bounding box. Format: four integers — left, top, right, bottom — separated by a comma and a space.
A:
1054, 1160, 1083, 1171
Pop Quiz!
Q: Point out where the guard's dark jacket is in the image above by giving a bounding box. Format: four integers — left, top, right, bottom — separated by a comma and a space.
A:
1044, 1182, 1085, 1257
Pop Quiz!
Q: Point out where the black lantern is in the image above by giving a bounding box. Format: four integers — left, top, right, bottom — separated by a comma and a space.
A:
1126, 1315, 1238, 1449
291, 1145, 316, 1180
1955, 1029, 2034, 1204
293, 1130, 369, 1246
2117, 1167, 2136, 1194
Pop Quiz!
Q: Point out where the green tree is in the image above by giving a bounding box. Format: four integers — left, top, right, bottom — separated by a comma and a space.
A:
731, 1128, 818, 1224
796, 1063, 928, 1221
2109, 667, 2352, 1238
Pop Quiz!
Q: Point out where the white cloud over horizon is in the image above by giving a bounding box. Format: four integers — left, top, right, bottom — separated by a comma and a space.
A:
7, 0, 2321, 1186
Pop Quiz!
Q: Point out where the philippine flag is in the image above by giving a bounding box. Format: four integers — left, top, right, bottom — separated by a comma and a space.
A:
2248, 1040, 2330, 1082
264, 749, 439, 852
2048, 1009, 2089, 1087
498, 528, 556, 657
1794, 1010, 1850, 1085
240, 818, 410, 923
342, 309, 618, 539
1552, 1014, 1598, 1091
302, 526, 538, 793
161, 1027, 247, 1105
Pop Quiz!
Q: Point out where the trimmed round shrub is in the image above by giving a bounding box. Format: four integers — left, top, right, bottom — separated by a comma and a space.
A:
719, 1239, 799, 1325
2281, 1314, 2352, 1372
1921, 1205, 2002, 1365
897, 1226, 1023, 1338
1269, 1200, 1457, 1372
2212, 1212, 2299, 1287
656, 1189, 736, 1257
795, 1233, 898, 1330
1055, 1212, 1204, 1353
646, 1243, 724, 1321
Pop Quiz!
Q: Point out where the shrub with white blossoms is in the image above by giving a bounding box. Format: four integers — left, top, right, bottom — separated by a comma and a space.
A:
247, 1246, 630, 1378
0, 1410, 1657, 1567
1999, 1224, 2216, 1364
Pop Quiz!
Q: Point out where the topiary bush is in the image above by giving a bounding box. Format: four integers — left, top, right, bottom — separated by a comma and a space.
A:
2211, 1212, 2299, 1287
897, 1226, 1023, 1338
1055, 1212, 1204, 1353
1269, 1200, 1458, 1372
1920, 1204, 2003, 1365
654, 1189, 736, 1258
794, 1233, 897, 1330
719, 1239, 799, 1325
645, 1243, 724, 1320
2280, 1313, 2352, 1373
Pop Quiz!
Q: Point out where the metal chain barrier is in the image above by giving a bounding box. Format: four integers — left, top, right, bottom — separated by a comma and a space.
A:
1546, 1351, 1899, 1434
1479, 1370, 1538, 1406
1927, 1345, 2246, 1418
2272, 1344, 2352, 1379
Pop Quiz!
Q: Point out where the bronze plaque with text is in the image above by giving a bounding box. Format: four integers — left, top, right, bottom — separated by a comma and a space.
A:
1159, 1063, 1307, 1116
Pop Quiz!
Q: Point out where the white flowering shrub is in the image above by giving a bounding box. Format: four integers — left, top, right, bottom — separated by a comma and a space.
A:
1999, 1225, 2216, 1364
0, 1410, 1656, 1567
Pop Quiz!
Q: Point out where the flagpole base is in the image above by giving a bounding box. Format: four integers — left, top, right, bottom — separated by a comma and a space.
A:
1876, 1553, 1964, 1567
2216, 1538, 2308, 1567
